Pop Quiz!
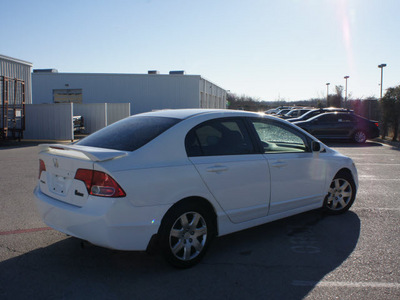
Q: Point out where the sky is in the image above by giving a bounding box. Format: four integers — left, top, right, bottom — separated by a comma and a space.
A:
1, 0, 399, 102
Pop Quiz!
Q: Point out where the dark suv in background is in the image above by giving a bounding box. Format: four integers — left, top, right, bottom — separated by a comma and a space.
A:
293, 112, 379, 143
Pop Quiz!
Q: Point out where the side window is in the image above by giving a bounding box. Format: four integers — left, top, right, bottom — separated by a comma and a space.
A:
185, 118, 255, 157
251, 119, 308, 153
318, 114, 338, 123
338, 114, 355, 122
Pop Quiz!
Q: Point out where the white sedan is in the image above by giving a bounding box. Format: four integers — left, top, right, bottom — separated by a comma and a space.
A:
34, 109, 358, 268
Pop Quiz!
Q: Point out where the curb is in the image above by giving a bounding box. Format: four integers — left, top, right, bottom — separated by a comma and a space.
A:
374, 138, 400, 148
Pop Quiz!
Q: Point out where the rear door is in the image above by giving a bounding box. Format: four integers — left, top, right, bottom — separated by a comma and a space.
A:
186, 118, 271, 223
309, 114, 339, 137
336, 114, 357, 138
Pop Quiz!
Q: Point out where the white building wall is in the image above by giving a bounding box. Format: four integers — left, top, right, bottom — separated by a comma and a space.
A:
32, 73, 215, 115
199, 78, 227, 109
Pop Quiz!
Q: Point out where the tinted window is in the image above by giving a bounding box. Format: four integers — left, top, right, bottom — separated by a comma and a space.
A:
338, 114, 355, 122
316, 114, 338, 122
251, 119, 308, 153
185, 118, 255, 156
305, 110, 320, 119
76, 116, 180, 151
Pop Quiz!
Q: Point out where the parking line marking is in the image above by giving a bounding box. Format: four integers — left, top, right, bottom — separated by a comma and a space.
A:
0, 227, 52, 236
292, 280, 400, 288
353, 207, 400, 211
356, 163, 400, 166
358, 178, 400, 181
352, 154, 395, 156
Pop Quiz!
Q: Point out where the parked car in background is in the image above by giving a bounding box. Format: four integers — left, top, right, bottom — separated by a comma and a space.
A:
287, 107, 353, 123
265, 106, 297, 115
294, 112, 379, 143
73, 116, 85, 133
274, 109, 292, 117
34, 109, 358, 268
279, 108, 313, 119
264, 108, 280, 114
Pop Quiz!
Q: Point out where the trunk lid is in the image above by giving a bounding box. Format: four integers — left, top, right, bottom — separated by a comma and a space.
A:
38, 144, 127, 207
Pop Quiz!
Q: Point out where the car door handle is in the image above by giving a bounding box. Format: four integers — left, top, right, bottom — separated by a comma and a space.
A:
206, 166, 229, 173
271, 161, 288, 168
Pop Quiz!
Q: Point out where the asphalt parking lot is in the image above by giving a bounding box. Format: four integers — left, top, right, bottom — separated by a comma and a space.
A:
0, 140, 399, 299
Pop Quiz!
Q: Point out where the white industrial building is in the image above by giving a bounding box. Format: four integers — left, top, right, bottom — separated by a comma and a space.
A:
32, 70, 227, 115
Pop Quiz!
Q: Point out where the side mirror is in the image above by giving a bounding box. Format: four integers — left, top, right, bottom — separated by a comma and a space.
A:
312, 141, 324, 152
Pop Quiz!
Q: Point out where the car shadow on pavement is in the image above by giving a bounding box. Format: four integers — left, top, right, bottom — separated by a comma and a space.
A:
0, 210, 360, 299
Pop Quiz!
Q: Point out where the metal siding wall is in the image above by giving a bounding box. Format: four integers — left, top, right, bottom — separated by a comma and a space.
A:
32, 73, 204, 115
0, 58, 32, 104
74, 103, 107, 134
24, 104, 73, 140
199, 78, 227, 109
23, 103, 129, 139
107, 103, 130, 125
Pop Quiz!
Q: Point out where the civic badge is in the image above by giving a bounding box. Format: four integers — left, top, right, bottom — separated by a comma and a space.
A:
53, 158, 59, 168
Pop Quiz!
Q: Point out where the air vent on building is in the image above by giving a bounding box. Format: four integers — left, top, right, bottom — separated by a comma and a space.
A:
33, 69, 58, 73
169, 70, 185, 75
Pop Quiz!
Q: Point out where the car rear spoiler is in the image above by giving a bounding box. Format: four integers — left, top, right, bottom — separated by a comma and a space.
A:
38, 144, 128, 162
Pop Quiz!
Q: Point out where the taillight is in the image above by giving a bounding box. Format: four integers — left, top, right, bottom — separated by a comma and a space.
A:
39, 159, 46, 179
374, 122, 379, 127
74, 169, 93, 192
74, 169, 126, 197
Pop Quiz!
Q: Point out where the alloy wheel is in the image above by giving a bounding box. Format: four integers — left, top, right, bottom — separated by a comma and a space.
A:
326, 178, 353, 211
169, 211, 208, 261
354, 131, 367, 143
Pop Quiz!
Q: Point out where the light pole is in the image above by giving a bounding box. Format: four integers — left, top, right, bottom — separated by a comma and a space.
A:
378, 64, 387, 100
344, 76, 349, 108
326, 83, 330, 106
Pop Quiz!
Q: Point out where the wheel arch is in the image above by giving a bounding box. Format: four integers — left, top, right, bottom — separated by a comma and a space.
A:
160, 197, 218, 235
323, 167, 357, 199
334, 167, 356, 184
147, 196, 219, 254
323, 167, 357, 214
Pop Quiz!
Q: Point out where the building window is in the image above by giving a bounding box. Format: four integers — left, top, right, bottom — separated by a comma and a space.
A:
53, 89, 82, 103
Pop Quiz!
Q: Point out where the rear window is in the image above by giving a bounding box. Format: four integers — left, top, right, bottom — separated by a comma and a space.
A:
76, 116, 180, 151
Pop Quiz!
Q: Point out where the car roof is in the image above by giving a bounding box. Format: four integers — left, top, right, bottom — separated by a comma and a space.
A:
321, 107, 353, 111
293, 111, 352, 123
308, 111, 355, 120
300, 107, 352, 116
136, 109, 262, 120
318, 111, 353, 116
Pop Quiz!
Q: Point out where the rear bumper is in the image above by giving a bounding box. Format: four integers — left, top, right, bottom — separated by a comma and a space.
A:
34, 186, 168, 251
369, 127, 380, 139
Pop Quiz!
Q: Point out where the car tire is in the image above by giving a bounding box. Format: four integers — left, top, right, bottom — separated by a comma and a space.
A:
354, 130, 367, 143
159, 201, 215, 268
323, 173, 356, 215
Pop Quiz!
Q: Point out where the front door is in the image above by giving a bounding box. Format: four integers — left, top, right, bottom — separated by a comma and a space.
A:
249, 118, 327, 215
